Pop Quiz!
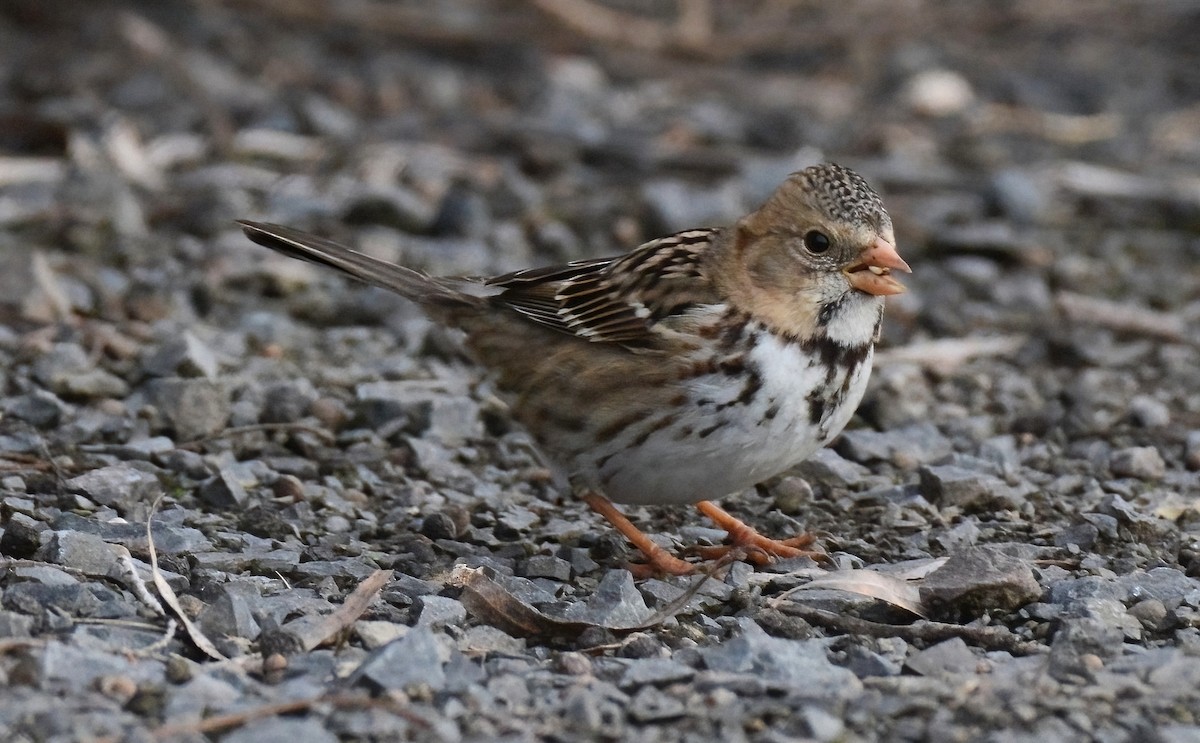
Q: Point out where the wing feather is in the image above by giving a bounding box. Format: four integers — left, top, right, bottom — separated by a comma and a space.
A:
485, 228, 723, 344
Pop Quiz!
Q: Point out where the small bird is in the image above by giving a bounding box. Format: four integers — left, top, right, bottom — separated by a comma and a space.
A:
239, 163, 909, 575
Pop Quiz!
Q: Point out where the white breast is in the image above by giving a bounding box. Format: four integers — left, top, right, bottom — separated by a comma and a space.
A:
591, 323, 875, 505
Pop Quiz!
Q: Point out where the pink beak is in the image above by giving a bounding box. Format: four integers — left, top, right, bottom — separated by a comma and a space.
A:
844, 237, 911, 296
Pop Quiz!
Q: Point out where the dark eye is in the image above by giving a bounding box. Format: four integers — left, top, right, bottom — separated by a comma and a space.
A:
803, 230, 831, 254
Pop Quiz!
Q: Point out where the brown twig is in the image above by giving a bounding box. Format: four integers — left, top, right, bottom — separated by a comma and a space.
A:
0, 455, 56, 473
271, 568, 393, 653
37, 437, 69, 487
1056, 291, 1188, 343
778, 603, 1045, 656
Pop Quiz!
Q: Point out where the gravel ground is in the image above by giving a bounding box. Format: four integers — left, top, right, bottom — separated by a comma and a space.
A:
1, 2, 1199, 741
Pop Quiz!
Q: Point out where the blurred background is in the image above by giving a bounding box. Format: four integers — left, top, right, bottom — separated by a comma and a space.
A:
2, 0, 1197, 279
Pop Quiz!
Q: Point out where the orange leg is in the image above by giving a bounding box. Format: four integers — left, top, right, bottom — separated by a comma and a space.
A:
691, 500, 824, 565
581, 492, 696, 576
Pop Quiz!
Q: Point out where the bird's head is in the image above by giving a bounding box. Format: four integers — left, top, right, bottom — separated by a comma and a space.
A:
718, 163, 910, 339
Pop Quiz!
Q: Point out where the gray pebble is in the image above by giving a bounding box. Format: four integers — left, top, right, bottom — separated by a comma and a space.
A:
260, 378, 319, 423
919, 545, 1042, 618
555, 651, 592, 676
197, 584, 262, 642
1128, 599, 1169, 632
12, 564, 78, 587
66, 464, 162, 509
142, 377, 229, 440
1120, 568, 1200, 608
1054, 522, 1100, 551
356, 380, 481, 445
33, 343, 129, 399
905, 637, 980, 677
700, 619, 862, 699
354, 620, 408, 650
0, 609, 35, 638
795, 449, 870, 489
1047, 616, 1122, 682
431, 182, 491, 238
1046, 575, 1129, 607
112, 436, 176, 459
154, 448, 210, 478
419, 511, 465, 540
1109, 446, 1165, 480
52, 512, 213, 555
1128, 395, 1170, 427
59, 368, 130, 399
3, 390, 66, 427
456, 625, 525, 656
31, 343, 88, 388
1153, 727, 1200, 743
619, 658, 695, 690
842, 644, 903, 678
415, 595, 467, 628
989, 168, 1050, 225
564, 570, 653, 628
919, 464, 1013, 510
352, 626, 449, 692
519, 554, 572, 581
837, 422, 953, 468
771, 475, 814, 513
143, 331, 219, 379
627, 685, 686, 723
0, 512, 47, 558
40, 531, 125, 577
38, 639, 163, 693
199, 468, 249, 509
617, 632, 664, 659
290, 560, 378, 581
801, 705, 846, 742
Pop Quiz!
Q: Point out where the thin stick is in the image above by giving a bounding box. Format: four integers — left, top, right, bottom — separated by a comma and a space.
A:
778, 603, 1044, 656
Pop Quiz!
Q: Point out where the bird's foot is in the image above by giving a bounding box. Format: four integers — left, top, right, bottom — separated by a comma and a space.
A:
690, 500, 826, 565
581, 492, 697, 576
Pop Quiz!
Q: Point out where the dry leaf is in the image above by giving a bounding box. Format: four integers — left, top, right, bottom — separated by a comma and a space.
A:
145, 498, 225, 660
878, 556, 950, 582
771, 567, 935, 618
449, 565, 712, 637
279, 569, 393, 652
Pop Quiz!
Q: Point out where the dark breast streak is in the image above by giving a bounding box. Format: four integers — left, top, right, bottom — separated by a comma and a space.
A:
592, 310, 874, 480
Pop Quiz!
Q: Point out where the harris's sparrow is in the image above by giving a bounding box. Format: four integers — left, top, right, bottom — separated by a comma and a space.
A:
239, 163, 910, 574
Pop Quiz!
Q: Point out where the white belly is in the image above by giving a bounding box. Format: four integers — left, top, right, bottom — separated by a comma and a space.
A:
592, 331, 874, 505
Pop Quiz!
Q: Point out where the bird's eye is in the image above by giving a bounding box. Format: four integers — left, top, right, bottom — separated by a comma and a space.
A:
803, 230, 831, 254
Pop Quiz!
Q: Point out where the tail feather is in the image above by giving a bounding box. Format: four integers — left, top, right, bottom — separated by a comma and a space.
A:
237, 221, 483, 310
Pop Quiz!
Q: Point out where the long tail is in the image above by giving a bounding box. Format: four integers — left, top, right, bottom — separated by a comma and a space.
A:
238, 221, 484, 310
